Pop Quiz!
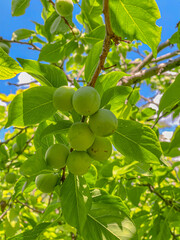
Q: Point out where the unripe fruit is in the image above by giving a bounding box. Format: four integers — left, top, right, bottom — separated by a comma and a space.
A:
72, 86, 101, 116
5, 172, 16, 184
12, 143, 21, 154
74, 54, 82, 64
35, 173, 59, 193
72, 28, 80, 35
53, 86, 75, 111
76, 44, 84, 54
67, 151, 92, 175
55, 0, 73, 17
45, 144, 69, 169
0, 43, 10, 54
68, 122, 95, 151
87, 137, 112, 161
89, 109, 118, 136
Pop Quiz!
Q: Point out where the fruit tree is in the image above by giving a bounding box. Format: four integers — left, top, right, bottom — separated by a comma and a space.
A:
0, 0, 180, 239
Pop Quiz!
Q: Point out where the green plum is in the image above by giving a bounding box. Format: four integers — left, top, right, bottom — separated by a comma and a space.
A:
67, 151, 92, 175
35, 173, 59, 193
5, 172, 16, 184
68, 122, 95, 151
89, 109, 118, 136
55, 0, 73, 16
12, 143, 21, 154
72, 28, 80, 35
0, 42, 10, 54
87, 137, 112, 161
76, 44, 84, 54
53, 86, 75, 111
45, 144, 69, 169
72, 86, 101, 116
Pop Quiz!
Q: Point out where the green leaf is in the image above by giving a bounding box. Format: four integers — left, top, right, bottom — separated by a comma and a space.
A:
0, 48, 22, 80
60, 173, 92, 233
85, 40, 103, 82
20, 148, 47, 177
170, 26, 180, 49
16, 132, 27, 150
6, 86, 56, 128
8, 222, 52, 240
158, 74, 180, 114
40, 120, 73, 139
113, 120, 162, 164
95, 71, 129, 97
168, 126, 180, 152
12, 176, 27, 200
40, 202, 61, 222
38, 41, 64, 63
11, 0, 31, 16
109, 0, 161, 56
12, 29, 35, 41
17, 58, 68, 87
100, 86, 132, 110
34, 121, 54, 155
83, 25, 105, 44
83, 189, 137, 240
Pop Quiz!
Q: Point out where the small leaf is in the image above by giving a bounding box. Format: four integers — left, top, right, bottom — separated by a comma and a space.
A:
12, 29, 35, 41
60, 173, 92, 233
18, 58, 68, 87
6, 86, 56, 128
84, 25, 105, 44
0, 48, 22, 80
113, 120, 162, 164
158, 74, 180, 114
85, 41, 103, 82
168, 126, 180, 152
11, 0, 31, 17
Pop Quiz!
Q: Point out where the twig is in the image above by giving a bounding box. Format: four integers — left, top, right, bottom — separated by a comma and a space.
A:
152, 50, 180, 63
141, 95, 159, 107
7, 81, 37, 87
16, 200, 44, 214
0, 208, 11, 220
61, 167, 66, 183
0, 127, 28, 146
76, 66, 85, 81
0, 37, 40, 51
118, 56, 180, 86
48, 0, 55, 6
131, 40, 171, 74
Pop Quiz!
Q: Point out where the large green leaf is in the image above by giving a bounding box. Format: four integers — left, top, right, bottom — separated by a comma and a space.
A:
60, 173, 92, 233
6, 86, 56, 128
168, 126, 180, 152
17, 58, 68, 87
0, 48, 22, 80
20, 148, 48, 177
11, 0, 31, 17
158, 74, 180, 114
85, 40, 103, 82
109, 0, 161, 56
83, 189, 137, 240
95, 71, 129, 97
101, 86, 132, 110
113, 120, 162, 164
83, 25, 105, 44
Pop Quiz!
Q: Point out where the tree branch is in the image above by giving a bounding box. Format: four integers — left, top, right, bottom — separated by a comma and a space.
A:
0, 37, 40, 51
118, 56, 180, 86
7, 81, 38, 87
131, 40, 171, 74
16, 200, 44, 214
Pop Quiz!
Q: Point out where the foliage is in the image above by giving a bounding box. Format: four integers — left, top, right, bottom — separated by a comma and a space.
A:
0, 0, 180, 240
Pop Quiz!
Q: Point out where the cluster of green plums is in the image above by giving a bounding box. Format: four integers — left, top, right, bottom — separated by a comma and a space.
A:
35, 86, 118, 193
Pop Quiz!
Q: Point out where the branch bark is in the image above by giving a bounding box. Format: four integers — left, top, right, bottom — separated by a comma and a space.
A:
118, 56, 180, 86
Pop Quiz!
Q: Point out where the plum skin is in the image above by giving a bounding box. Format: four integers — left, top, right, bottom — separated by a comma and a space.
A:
53, 86, 75, 111
87, 137, 112, 161
67, 151, 92, 175
72, 86, 101, 116
89, 109, 118, 137
45, 144, 69, 169
35, 173, 59, 193
55, 0, 73, 17
68, 122, 95, 151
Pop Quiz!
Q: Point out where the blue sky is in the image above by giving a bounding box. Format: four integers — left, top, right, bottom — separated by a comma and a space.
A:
0, 0, 179, 138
